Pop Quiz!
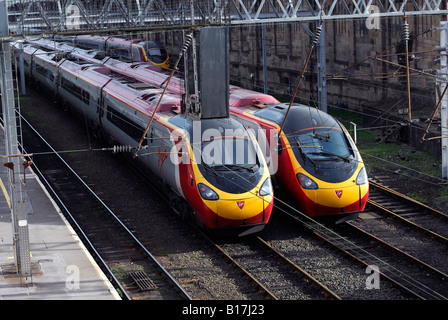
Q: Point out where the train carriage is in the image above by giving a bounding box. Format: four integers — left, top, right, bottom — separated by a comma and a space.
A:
16, 38, 368, 221
12, 43, 274, 236
229, 90, 369, 220
59, 35, 171, 68
15, 44, 60, 98
12, 44, 35, 80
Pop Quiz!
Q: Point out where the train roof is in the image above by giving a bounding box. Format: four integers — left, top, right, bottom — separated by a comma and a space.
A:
73, 35, 162, 47
135, 40, 165, 48
102, 59, 184, 93
253, 103, 341, 132
73, 35, 108, 41
25, 39, 176, 95
91, 67, 181, 114
57, 57, 180, 115
169, 113, 249, 138
229, 86, 280, 107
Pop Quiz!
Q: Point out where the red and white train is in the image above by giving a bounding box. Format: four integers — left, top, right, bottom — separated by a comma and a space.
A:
12, 41, 274, 236
56, 35, 171, 68
229, 92, 369, 220
18, 38, 369, 221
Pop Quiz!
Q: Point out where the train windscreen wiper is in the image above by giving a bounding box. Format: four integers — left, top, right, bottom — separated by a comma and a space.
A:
294, 136, 316, 167
211, 164, 257, 173
313, 150, 351, 162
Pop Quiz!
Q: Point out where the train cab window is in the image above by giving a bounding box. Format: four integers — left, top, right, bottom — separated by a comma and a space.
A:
137, 41, 168, 64
296, 129, 352, 160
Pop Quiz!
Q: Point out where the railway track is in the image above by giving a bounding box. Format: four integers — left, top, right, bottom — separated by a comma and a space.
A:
16, 88, 310, 300
18, 114, 191, 300
367, 179, 448, 243
274, 196, 448, 300
205, 233, 340, 300
328, 222, 448, 300
122, 169, 341, 300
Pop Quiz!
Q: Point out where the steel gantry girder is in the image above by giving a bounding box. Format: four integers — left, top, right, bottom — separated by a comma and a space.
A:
3, 0, 448, 36
229, 0, 448, 24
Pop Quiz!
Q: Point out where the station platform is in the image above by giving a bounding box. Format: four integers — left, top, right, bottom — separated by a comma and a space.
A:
0, 131, 120, 300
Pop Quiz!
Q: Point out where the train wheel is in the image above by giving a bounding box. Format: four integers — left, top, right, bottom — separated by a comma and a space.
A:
50, 91, 58, 104
171, 197, 192, 222
33, 79, 40, 91
91, 125, 105, 143
61, 100, 69, 112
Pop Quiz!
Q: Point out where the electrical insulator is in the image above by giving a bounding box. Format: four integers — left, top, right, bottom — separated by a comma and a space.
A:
402, 21, 410, 42
312, 25, 322, 46
112, 145, 133, 153
181, 32, 194, 55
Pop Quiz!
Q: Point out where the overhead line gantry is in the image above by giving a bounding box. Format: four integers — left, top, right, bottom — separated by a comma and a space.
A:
1, 0, 447, 36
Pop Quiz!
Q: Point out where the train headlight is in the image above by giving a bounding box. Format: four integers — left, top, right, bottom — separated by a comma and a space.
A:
297, 173, 319, 190
198, 183, 219, 200
259, 178, 273, 196
356, 167, 368, 185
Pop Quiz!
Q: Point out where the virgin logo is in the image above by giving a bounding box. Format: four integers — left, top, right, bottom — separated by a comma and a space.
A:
335, 190, 343, 198
237, 201, 245, 209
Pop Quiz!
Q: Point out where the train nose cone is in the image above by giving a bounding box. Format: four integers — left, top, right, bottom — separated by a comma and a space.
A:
217, 197, 263, 220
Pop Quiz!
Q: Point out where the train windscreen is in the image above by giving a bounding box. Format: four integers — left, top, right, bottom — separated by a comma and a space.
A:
137, 41, 168, 63
293, 129, 353, 161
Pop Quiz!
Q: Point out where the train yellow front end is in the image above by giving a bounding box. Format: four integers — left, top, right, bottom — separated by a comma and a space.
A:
197, 173, 274, 230
276, 109, 369, 218
248, 103, 369, 219
173, 116, 274, 236
295, 164, 369, 217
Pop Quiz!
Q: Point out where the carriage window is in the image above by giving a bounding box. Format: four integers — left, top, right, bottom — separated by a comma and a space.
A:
106, 105, 147, 144
61, 77, 89, 104
35, 64, 46, 76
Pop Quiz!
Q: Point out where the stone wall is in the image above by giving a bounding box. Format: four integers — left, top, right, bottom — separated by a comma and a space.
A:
157, 14, 442, 119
